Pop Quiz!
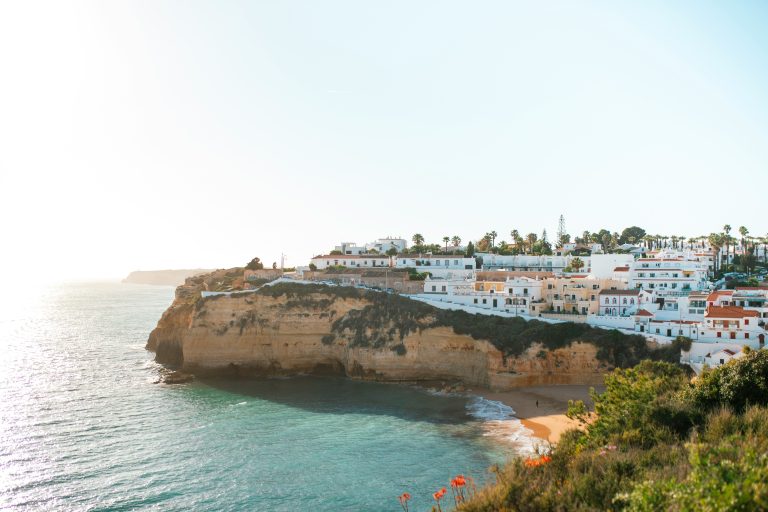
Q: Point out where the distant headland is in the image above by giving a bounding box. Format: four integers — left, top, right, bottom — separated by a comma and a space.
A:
123, 269, 214, 286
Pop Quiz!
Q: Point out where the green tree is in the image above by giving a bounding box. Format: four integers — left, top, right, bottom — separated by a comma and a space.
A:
451, 235, 461, 250
442, 236, 450, 253
465, 240, 475, 257
525, 233, 538, 254
619, 226, 646, 245
245, 257, 264, 270
571, 257, 585, 273
411, 233, 425, 248
708, 233, 724, 275
739, 226, 749, 252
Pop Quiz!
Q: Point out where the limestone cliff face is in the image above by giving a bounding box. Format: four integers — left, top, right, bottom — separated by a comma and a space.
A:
147, 282, 610, 389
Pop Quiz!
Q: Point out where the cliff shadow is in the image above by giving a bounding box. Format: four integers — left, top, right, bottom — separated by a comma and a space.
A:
197, 376, 475, 426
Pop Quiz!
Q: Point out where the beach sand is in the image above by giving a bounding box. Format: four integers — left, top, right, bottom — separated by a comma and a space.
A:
476, 385, 602, 444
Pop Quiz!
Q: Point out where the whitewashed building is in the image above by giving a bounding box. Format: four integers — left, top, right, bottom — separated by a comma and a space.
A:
365, 238, 408, 254
629, 257, 709, 294
310, 254, 391, 269
597, 289, 651, 316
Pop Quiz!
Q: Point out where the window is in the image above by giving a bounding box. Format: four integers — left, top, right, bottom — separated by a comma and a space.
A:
482, 299, 487, 304
730, 332, 736, 340
431, 286, 436, 292
745, 333, 750, 339
441, 286, 446, 292
523, 288, 528, 294
612, 298, 617, 304
630, 299, 635, 304
717, 332, 722, 338
623, 298, 627, 304
454, 260, 458, 265
604, 298, 609, 304
745, 319, 750, 325
473, 298, 478, 304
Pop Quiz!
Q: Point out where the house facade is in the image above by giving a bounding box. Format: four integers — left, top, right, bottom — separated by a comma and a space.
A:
310, 254, 391, 270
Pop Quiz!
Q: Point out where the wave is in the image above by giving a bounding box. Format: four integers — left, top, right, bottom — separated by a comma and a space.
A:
466, 397, 538, 454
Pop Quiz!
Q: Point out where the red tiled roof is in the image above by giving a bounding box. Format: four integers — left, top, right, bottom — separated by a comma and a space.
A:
735, 287, 767, 291
599, 289, 640, 296
705, 306, 760, 319
635, 309, 654, 317
722, 349, 736, 356
707, 290, 734, 301
614, 266, 630, 272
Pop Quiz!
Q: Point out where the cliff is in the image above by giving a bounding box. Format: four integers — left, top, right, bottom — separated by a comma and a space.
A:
148, 279, 680, 389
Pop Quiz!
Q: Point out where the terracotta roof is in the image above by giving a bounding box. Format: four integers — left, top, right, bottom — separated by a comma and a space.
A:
707, 290, 734, 301
599, 289, 640, 296
635, 309, 654, 317
735, 287, 767, 291
614, 266, 630, 272
722, 349, 736, 356
705, 306, 760, 319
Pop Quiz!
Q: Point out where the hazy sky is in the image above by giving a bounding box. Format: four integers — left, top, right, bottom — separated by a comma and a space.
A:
2, 1, 767, 279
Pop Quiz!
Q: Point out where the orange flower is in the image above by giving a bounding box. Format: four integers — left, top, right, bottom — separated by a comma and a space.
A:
402, 493, 411, 501
433, 491, 443, 501
454, 475, 466, 487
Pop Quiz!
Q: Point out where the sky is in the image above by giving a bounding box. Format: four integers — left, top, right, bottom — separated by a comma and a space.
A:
1, 0, 767, 280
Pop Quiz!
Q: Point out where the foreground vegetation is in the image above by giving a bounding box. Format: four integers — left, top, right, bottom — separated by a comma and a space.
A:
455, 350, 768, 511
251, 283, 682, 366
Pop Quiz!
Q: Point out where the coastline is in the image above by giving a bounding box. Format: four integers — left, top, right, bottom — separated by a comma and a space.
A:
473, 384, 601, 444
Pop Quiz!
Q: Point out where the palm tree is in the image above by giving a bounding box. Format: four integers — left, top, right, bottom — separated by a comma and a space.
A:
489, 230, 498, 248
571, 257, 585, 273
642, 235, 654, 250
723, 225, 732, 270
739, 226, 749, 253
442, 236, 450, 254
412, 233, 425, 251
708, 233, 724, 275
526, 233, 538, 254
451, 235, 461, 250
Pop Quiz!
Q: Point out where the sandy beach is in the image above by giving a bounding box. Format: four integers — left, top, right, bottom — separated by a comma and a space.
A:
476, 385, 602, 444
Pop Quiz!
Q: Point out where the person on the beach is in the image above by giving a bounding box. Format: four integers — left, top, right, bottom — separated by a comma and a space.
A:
536, 400, 539, 408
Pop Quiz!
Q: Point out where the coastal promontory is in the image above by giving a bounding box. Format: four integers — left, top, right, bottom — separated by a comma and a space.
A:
147, 270, 683, 388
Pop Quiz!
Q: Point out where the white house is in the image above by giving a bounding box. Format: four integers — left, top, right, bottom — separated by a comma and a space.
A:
311, 254, 391, 270
699, 305, 765, 346
395, 255, 476, 270
365, 238, 408, 254
704, 348, 745, 367
598, 289, 648, 316
629, 257, 709, 294
422, 277, 473, 296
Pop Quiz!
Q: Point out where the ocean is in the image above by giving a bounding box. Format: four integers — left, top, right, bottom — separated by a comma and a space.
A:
0, 281, 534, 511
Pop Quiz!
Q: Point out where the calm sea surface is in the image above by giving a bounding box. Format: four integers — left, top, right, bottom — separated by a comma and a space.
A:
0, 282, 531, 511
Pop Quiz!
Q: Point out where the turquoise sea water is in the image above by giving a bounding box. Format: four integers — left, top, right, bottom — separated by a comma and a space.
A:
0, 282, 530, 511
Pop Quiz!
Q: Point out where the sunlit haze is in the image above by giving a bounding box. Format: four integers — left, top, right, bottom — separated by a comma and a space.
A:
2, 1, 767, 280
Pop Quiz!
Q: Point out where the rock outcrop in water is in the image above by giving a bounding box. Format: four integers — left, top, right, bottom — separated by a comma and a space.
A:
147, 275, 677, 389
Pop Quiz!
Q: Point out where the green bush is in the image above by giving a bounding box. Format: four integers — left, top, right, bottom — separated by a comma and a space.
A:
459, 351, 768, 512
